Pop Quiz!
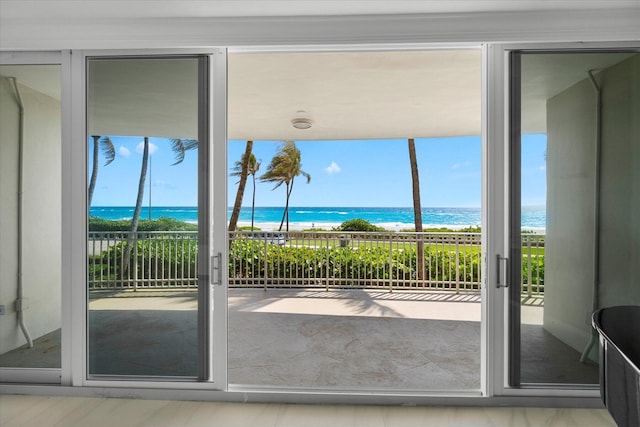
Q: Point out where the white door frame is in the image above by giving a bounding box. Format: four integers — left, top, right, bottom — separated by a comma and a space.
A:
66, 48, 229, 390
491, 41, 639, 398
0, 50, 67, 385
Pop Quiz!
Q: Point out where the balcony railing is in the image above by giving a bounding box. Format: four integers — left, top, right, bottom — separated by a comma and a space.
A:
88, 231, 198, 290
88, 230, 544, 294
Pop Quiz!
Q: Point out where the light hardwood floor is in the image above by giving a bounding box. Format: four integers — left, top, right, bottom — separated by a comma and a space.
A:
0, 394, 616, 427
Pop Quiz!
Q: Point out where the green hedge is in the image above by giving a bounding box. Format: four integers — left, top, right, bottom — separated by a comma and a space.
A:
89, 235, 544, 290
95, 237, 198, 282
334, 218, 384, 232
229, 239, 485, 287
89, 216, 197, 232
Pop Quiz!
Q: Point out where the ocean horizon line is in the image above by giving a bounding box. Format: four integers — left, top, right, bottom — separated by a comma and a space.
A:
89, 205, 546, 231
91, 205, 546, 209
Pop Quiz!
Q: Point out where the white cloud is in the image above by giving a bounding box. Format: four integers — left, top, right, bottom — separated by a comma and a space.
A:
452, 161, 471, 170
539, 165, 547, 171
135, 141, 158, 155
153, 179, 175, 190
325, 161, 341, 175
118, 146, 131, 157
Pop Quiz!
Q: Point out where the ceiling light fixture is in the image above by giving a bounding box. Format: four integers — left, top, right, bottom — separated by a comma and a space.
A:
291, 117, 313, 130
291, 111, 313, 130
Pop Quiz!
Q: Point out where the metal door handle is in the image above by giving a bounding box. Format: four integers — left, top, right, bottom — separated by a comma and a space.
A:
497, 254, 510, 288
211, 252, 222, 286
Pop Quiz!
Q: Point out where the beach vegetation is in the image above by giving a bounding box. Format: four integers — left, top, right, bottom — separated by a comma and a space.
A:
98, 237, 198, 283
228, 239, 488, 288
89, 216, 197, 232
401, 226, 481, 233
237, 225, 262, 231
259, 141, 311, 232
88, 229, 544, 292
334, 218, 384, 232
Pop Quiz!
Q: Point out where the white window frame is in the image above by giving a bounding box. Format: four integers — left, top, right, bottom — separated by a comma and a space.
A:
67, 48, 228, 390
3, 40, 637, 409
489, 41, 640, 399
0, 50, 68, 385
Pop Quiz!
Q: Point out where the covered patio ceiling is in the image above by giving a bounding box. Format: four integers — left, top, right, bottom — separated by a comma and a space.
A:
3, 50, 634, 140
228, 50, 481, 141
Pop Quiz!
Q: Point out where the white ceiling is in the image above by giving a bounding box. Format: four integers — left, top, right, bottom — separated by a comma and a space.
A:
228, 50, 482, 140
1, 0, 637, 19
229, 50, 636, 139
87, 59, 200, 139
3, 51, 636, 140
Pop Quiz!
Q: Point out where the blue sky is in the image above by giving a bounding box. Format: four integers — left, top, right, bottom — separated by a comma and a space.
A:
89, 134, 547, 208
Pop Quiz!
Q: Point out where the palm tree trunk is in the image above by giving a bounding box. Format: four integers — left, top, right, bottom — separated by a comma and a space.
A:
228, 140, 253, 232
123, 137, 150, 279
286, 177, 295, 232
87, 135, 100, 209
251, 173, 256, 231
278, 182, 289, 231
408, 138, 425, 281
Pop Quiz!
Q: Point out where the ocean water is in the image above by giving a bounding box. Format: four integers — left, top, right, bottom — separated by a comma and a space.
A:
90, 206, 546, 231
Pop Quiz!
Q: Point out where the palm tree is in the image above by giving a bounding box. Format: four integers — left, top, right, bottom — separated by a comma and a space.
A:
246, 153, 261, 231
260, 141, 310, 231
123, 137, 197, 277
122, 136, 150, 277
87, 135, 115, 208
230, 145, 260, 231
408, 138, 425, 281
129, 137, 197, 235
228, 141, 254, 232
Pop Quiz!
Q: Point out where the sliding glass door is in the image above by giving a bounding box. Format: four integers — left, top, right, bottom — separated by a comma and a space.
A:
86, 55, 215, 380
226, 48, 483, 392
0, 58, 62, 384
508, 49, 640, 386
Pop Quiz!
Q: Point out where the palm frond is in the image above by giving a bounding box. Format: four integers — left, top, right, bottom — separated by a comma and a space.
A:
170, 138, 198, 165
99, 136, 116, 166
259, 141, 310, 191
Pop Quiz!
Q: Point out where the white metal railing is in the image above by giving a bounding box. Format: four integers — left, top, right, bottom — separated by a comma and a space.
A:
88, 231, 198, 290
87, 230, 544, 294
228, 231, 483, 292
521, 233, 545, 296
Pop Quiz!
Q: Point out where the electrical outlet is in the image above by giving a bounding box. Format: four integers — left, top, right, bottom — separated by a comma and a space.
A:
0, 305, 4, 315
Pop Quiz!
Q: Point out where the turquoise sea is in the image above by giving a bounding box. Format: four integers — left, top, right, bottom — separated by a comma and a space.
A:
90, 206, 546, 231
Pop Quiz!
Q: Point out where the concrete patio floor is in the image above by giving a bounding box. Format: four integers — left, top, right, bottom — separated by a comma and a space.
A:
2, 289, 598, 389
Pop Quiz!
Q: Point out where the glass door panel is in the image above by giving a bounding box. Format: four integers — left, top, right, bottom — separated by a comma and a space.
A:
86, 56, 208, 378
511, 50, 640, 385
0, 64, 62, 372
226, 49, 483, 391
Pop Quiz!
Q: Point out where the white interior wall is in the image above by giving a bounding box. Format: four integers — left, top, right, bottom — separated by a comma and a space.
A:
598, 54, 640, 308
544, 55, 639, 357
0, 77, 61, 355
544, 77, 597, 354
0, 78, 21, 352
